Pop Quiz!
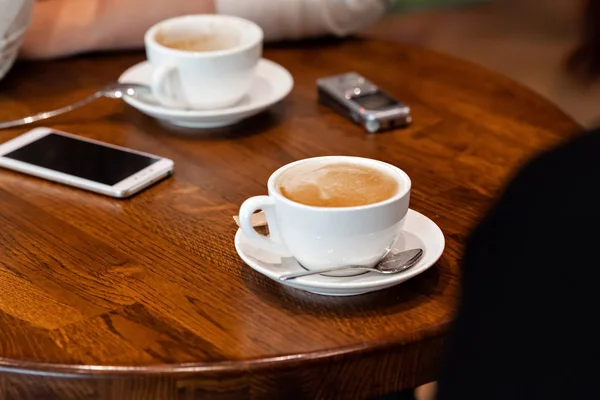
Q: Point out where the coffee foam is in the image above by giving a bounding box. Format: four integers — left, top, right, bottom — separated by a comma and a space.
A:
277, 161, 399, 208
155, 30, 240, 52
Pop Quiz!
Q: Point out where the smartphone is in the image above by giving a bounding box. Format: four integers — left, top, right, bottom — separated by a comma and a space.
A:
0, 127, 174, 198
317, 72, 411, 133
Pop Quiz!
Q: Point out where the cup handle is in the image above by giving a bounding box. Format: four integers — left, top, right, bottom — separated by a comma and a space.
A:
151, 64, 188, 109
239, 196, 292, 257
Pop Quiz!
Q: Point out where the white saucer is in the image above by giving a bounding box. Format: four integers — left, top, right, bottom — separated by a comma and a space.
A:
117, 58, 293, 128
234, 209, 445, 296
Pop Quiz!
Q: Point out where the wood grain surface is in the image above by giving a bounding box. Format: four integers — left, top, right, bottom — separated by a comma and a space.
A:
0, 38, 580, 399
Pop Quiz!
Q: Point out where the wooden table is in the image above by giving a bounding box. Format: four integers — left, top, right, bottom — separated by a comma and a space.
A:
0, 39, 579, 399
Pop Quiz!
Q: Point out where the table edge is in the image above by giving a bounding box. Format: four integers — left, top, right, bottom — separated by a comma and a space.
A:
357, 36, 583, 131
0, 325, 449, 377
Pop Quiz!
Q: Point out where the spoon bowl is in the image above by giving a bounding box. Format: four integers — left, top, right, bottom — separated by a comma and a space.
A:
99, 83, 151, 99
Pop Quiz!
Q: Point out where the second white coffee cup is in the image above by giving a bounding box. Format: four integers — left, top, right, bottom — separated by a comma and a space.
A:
238, 156, 411, 276
144, 15, 263, 110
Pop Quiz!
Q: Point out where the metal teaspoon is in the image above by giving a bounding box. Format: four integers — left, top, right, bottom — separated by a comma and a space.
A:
279, 248, 424, 281
0, 83, 153, 129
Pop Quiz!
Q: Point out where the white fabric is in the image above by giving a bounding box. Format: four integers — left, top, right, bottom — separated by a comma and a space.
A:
0, 0, 28, 38
0, 0, 33, 81
216, 0, 390, 41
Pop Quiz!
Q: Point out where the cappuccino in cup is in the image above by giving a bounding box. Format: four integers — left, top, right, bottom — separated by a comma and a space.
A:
238, 156, 411, 276
145, 15, 263, 110
277, 162, 399, 208
154, 32, 240, 52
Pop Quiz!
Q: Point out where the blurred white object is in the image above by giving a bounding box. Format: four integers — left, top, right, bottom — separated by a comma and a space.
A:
0, 0, 34, 81
216, 0, 391, 41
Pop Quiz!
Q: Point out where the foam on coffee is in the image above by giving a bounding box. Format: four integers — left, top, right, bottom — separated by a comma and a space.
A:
277, 162, 399, 208
155, 32, 239, 52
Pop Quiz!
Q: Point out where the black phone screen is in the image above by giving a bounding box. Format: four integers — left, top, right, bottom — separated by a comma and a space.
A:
4, 132, 160, 186
352, 91, 400, 110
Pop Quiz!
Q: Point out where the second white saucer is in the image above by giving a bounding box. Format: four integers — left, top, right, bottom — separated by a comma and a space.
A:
234, 209, 445, 296
118, 58, 294, 129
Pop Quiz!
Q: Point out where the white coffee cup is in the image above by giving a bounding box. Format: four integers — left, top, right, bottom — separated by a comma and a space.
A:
238, 156, 411, 276
144, 15, 263, 110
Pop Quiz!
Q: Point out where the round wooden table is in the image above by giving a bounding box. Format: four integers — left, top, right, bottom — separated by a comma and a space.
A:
0, 39, 579, 399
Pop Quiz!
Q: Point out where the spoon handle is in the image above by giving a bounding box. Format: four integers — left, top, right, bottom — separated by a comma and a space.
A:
279, 265, 368, 281
0, 92, 103, 129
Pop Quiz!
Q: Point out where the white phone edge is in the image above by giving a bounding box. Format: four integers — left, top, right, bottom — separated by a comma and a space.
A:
0, 127, 174, 199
